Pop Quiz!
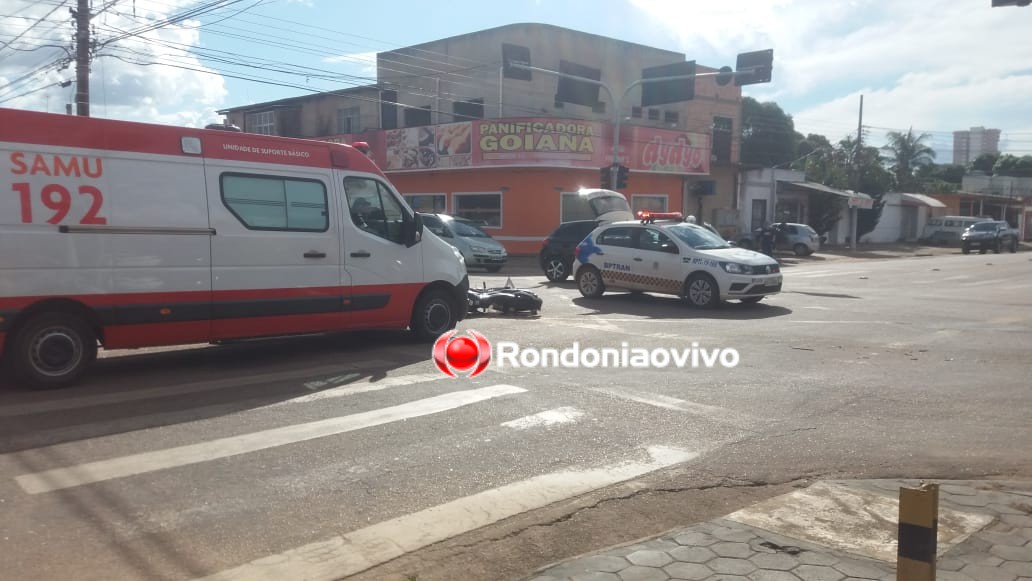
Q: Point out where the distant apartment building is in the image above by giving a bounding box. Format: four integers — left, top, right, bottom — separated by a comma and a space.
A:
953, 126, 1001, 165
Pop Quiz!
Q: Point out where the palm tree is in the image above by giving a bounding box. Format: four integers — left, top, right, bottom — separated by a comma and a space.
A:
883, 128, 936, 191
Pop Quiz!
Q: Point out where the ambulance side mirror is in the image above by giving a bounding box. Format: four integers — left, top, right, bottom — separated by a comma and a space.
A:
404, 213, 423, 247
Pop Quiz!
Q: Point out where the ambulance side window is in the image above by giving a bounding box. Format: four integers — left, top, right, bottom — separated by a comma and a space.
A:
343, 177, 407, 244
221, 173, 328, 232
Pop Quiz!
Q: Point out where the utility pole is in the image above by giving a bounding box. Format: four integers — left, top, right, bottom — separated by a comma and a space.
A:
850, 94, 864, 250
73, 0, 91, 116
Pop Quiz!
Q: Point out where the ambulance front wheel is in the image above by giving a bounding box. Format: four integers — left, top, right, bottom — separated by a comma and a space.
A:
411, 288, 458, 342
8, 312, 97, 389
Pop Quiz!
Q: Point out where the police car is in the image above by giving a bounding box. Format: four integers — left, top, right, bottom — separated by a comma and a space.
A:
572, 211, 782, 308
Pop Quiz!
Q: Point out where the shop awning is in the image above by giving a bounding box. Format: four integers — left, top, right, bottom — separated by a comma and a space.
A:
901, 193, 947, 208
781, 180, 875, 209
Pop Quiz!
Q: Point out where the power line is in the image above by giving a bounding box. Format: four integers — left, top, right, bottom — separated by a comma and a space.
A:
0, 0, 67, 56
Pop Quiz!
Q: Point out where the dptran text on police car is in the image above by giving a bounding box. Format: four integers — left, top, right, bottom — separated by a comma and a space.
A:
494, 341, 740, 369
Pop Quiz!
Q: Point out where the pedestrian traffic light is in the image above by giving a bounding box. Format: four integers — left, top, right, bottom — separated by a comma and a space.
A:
600, 165, 612, 189
616, 164, 629, 189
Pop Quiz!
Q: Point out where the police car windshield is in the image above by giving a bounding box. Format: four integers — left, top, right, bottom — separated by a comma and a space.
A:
667, 224, 731, 250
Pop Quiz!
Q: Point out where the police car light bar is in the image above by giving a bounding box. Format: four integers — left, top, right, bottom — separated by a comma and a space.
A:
636, 210, 684, 223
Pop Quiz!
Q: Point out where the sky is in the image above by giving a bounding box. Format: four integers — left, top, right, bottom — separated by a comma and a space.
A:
2, 0, 1032, 162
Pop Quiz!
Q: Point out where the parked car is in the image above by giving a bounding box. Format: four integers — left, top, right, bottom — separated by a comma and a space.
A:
420, 213, 508, 272
737, 222, 823, 256
539, 220, 600, 281
922, 216, 989, 245
961, 220, 1019, 254
572, 216, 782, 308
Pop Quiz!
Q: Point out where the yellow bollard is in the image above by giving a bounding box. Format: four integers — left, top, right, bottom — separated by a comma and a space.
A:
897, 482, 938, 581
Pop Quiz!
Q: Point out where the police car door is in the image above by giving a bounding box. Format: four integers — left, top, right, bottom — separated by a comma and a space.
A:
595, 226, 641, 291
633, 227, 684, 295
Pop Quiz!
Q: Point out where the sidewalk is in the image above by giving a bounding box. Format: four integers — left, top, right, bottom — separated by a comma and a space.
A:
523, 479, 1032, 581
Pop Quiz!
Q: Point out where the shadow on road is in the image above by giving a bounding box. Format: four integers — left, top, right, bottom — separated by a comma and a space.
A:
0, 330, 430, 453
571, 293, 792, 320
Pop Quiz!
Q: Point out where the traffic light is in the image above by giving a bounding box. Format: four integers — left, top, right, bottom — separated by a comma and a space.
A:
735, 49, 774, 86
616, 164, 629, 189
600, 165, 612, 189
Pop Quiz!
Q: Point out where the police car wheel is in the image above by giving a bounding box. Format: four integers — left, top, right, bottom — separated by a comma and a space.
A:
793, 243, 809, 257
411, 289, 457, 342
544, 256, 569, 282
685, 274, 719, 309
577, 266, 605, 298
9, 312, 97, 389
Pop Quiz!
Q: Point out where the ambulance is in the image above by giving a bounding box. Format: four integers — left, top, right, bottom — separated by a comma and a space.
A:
0, 108, 469, 388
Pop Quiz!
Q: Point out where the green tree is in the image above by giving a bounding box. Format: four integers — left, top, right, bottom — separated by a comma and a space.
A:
993, 154, 1032, 177
971, 152, 999, 174
915, 163, 965, 193
882, 128, 936, 191
740, 97, 797, 167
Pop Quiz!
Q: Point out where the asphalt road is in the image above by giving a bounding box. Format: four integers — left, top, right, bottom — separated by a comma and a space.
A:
1, 252, 1031, 581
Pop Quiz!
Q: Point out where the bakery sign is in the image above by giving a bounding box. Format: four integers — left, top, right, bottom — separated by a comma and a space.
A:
473, 118, 605, 167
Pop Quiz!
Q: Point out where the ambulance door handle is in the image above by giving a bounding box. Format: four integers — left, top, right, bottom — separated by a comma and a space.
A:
350, 251, 371, 258
304, 251, 327, 259
633, 257, 643, 262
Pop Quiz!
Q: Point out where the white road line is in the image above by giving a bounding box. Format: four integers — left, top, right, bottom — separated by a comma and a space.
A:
0, 360, 399, 417
193, 445, 700, 581
592, 387, 755, 428
13, 384, 526, 495
785, 320, 896, 325
792, 270, 867, 279
501, 407, 585, 430
273, 372, 447, 406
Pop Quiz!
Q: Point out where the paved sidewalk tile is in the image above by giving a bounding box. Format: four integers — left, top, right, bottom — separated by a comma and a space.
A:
524, 479, 1032, 581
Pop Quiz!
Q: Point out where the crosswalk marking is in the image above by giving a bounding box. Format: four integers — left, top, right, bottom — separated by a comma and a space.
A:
13, 384, 527, 495
271, 372, 448, 406
0, 359, 399, 417
194, 445, 700, 581
501, 407, 585, 430
591, 387, 756, 428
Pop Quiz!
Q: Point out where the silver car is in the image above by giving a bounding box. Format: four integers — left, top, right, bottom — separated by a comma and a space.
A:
420, 213, 508, 272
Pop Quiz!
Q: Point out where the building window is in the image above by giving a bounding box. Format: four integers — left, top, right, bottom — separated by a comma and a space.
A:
453, 98, 484, 121
561, 192, 598, 222
647, 108, 660, 121
404, 105, 432, 127
631, 106, 642, 119
337, 106, 361, 134
221, 173, 327, 232
664, 111, 679, 126
712, 116, 733, 163
343, 177, 407, 244
404, 193, 447, 213
453, 192, 501, 227
632, 194, 668, 213
246, 111, 275, 135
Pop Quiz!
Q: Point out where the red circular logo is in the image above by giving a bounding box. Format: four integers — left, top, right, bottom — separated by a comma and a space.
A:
433, 330, 491, 377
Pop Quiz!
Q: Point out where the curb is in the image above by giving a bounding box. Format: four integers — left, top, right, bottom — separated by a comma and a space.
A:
522, 479, 1032, 581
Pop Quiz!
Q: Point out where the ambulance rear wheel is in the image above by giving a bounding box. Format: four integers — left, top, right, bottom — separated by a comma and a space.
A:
411, 289, 458, 342
9, 312, 97, 389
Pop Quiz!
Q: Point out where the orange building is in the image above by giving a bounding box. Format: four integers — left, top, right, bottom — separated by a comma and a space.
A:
220, 24, 745, 254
